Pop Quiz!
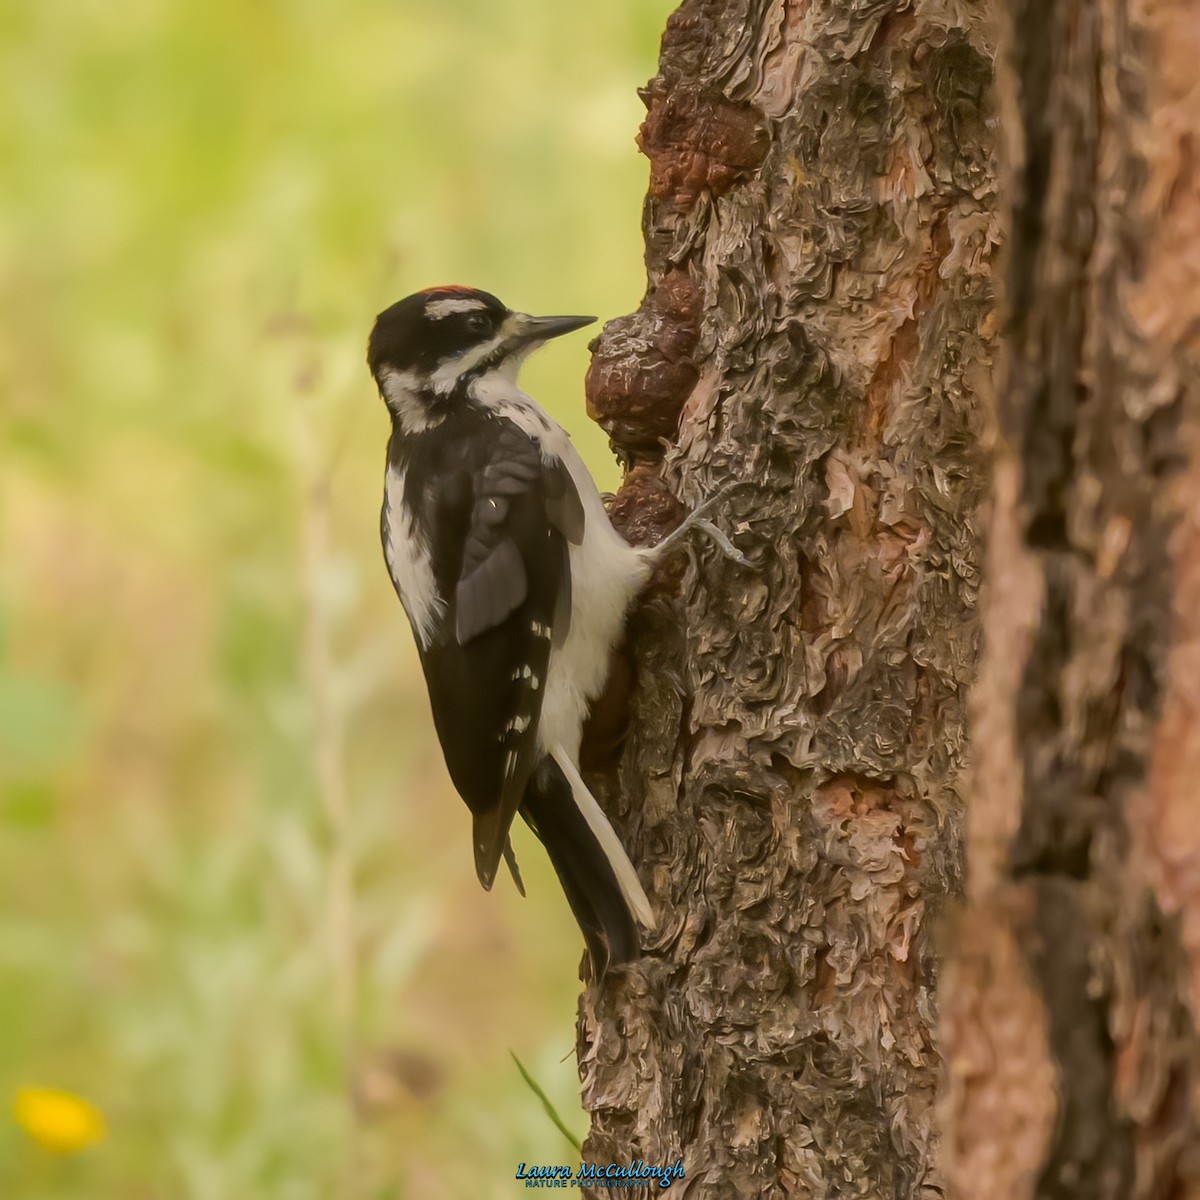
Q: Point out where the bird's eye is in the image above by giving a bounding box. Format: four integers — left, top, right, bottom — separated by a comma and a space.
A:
465, 313, 491, 335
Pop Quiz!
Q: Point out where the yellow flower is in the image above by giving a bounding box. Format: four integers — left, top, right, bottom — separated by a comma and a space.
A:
13, 1086, 106, 1154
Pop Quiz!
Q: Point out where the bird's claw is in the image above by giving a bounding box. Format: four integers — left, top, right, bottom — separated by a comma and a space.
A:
651, 480, 752, 566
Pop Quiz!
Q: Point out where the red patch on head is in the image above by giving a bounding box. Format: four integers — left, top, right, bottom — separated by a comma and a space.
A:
420, 284, 476, 296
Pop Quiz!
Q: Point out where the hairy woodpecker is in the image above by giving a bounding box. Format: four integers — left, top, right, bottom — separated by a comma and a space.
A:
368, 286, 741, 974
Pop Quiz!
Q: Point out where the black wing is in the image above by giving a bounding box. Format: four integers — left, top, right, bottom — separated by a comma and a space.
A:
416, 418, 584, 890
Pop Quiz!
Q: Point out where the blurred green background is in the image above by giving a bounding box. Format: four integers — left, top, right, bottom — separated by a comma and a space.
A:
0, 0, 672, 1194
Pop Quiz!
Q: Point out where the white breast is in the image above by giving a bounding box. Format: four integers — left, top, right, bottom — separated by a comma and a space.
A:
383, 464, 444, 649
540, 442, 652, 759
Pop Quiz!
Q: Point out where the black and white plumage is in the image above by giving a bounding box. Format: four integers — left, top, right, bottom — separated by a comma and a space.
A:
368, 286, 737, 974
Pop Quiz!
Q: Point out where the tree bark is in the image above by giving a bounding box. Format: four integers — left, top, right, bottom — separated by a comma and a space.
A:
941, 1, 1200, 1198
580, 2, 998, 1195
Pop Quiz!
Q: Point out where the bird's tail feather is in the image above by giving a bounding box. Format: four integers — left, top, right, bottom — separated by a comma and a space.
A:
520, 752, 654, 976
550, 747, 655, 930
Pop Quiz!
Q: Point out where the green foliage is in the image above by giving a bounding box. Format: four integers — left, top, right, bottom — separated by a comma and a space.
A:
510, 1052, 583, 1154
0, 0, 672, 1193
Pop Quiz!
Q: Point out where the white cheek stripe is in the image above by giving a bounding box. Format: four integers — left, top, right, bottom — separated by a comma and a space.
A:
380, 366, 419, 400
383, 465, 444, 648
426, 297, 487, 318
380, 368, 443, 432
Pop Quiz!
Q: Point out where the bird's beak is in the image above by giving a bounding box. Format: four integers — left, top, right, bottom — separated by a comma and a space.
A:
505, 312, 597, 349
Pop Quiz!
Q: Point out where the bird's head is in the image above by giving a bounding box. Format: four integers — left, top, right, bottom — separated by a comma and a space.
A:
367, 286, 595, 430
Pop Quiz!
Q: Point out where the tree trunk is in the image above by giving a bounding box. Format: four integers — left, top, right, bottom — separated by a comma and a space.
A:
941, 1, 1200, 1197
580, 1, 997, 1195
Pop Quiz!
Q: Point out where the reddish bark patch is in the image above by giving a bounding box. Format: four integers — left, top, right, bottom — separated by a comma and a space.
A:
814, 773, 923, 866
608, 464, 687, 547
653, 267, 703, 354
585, 325, 697, 457
638, 83, 767, 207
863, 210, 951, 446
585, 270, 705, 460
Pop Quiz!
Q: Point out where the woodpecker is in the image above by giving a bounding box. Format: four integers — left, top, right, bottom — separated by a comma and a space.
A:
368, 286, 742, 975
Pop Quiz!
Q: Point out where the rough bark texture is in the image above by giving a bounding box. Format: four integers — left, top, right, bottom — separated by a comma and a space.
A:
942, 1, 1200, 1198
579, 2, 998, 1195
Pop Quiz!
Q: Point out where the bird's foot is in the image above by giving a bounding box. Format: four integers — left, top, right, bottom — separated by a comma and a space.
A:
650, 481, 751, 567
